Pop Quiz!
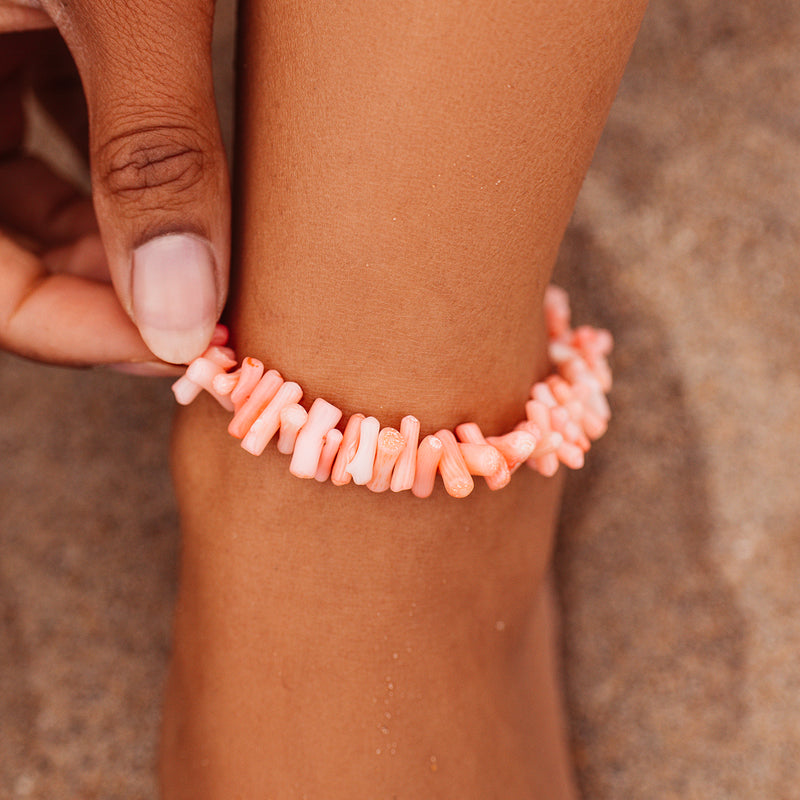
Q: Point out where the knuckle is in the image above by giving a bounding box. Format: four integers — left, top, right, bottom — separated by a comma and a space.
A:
96, 123, 207, 205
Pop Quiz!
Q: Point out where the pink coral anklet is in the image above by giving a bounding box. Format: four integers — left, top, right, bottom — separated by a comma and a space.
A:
171, 285, 612, 499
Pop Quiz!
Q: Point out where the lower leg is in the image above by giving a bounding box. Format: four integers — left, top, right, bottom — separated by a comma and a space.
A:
162, 1, 645, 796
165, 436, 570, 797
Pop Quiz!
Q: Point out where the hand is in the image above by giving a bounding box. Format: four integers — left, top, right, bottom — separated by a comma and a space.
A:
0, 0, 230, 367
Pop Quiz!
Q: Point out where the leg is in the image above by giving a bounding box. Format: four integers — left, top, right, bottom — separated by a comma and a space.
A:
162, 1, 646, 797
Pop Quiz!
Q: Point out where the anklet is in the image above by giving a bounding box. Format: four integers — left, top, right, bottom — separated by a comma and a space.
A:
171, 285, 612, 498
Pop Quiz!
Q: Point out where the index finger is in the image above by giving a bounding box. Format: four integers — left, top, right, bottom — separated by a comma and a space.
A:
0, 232, 158, 366
0, 4, 54, 33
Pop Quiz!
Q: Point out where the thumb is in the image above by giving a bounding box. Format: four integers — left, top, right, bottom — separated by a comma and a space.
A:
49, 0, 230, 364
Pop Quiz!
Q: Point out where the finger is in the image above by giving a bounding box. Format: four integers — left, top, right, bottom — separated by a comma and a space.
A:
29, 30, 89, 161
0, 33, 96, 247
0, 31, 32, 155
0, 154, 96, 244
44, 0, 230, 365
0, 4, 54, 33
42, 233, 109, 281
0, 230, 154, 366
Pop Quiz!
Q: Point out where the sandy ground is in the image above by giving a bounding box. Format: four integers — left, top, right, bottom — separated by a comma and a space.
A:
2, 0, 799, 797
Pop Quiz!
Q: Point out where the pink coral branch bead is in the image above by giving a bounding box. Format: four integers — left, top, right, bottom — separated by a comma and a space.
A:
210, 324, 229, 347
543, 284, 571, 338
185, 357, 234, 411
454, 422, 484, 444
560, 356, 607, 398
525, 399, 550, 429
538, 432, 564, 457
412, 435, 443, 499
486, 430, 539, 472
240, 380, 303, 456
230, 357, 265, 408
545, 375, 594, 444
436, 429, 474, 498
531, 381, 558, 408
277, 403, 308, 454
574, 326, 613, 366
330, 414, 364, 486
591, 356, 613, 394
458, 442, 505, 478
290, 398, 343, 479
514, 419, 557, 452
228, 370, 284, 439
367, 428, 406, 493
556, 440, 585, 470
578, 407, 607, 441
535, 451, 561, 477
570, 376, 611, 421
569, 331, 612, 392
390, 415, 420, 493
314, 429, 344, 483
549, 405, 589, 452
212, 368, 241, 396
454, 422, 511, 490
545, 374, 574, 406
171, 375, 203, 405
523, 401, 560, 476
568, 384, 608, 439
346, 416, 380, 485
595, 328, 614, 356
202, 345, 237, 370
547, 341, 579, 366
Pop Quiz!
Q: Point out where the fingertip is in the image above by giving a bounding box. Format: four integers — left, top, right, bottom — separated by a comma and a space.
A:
131, 233, 219, 364
137, 320, 217, 365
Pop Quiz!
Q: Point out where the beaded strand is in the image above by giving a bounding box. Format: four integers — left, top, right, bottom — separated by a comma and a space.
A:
171, 285, 612, 498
